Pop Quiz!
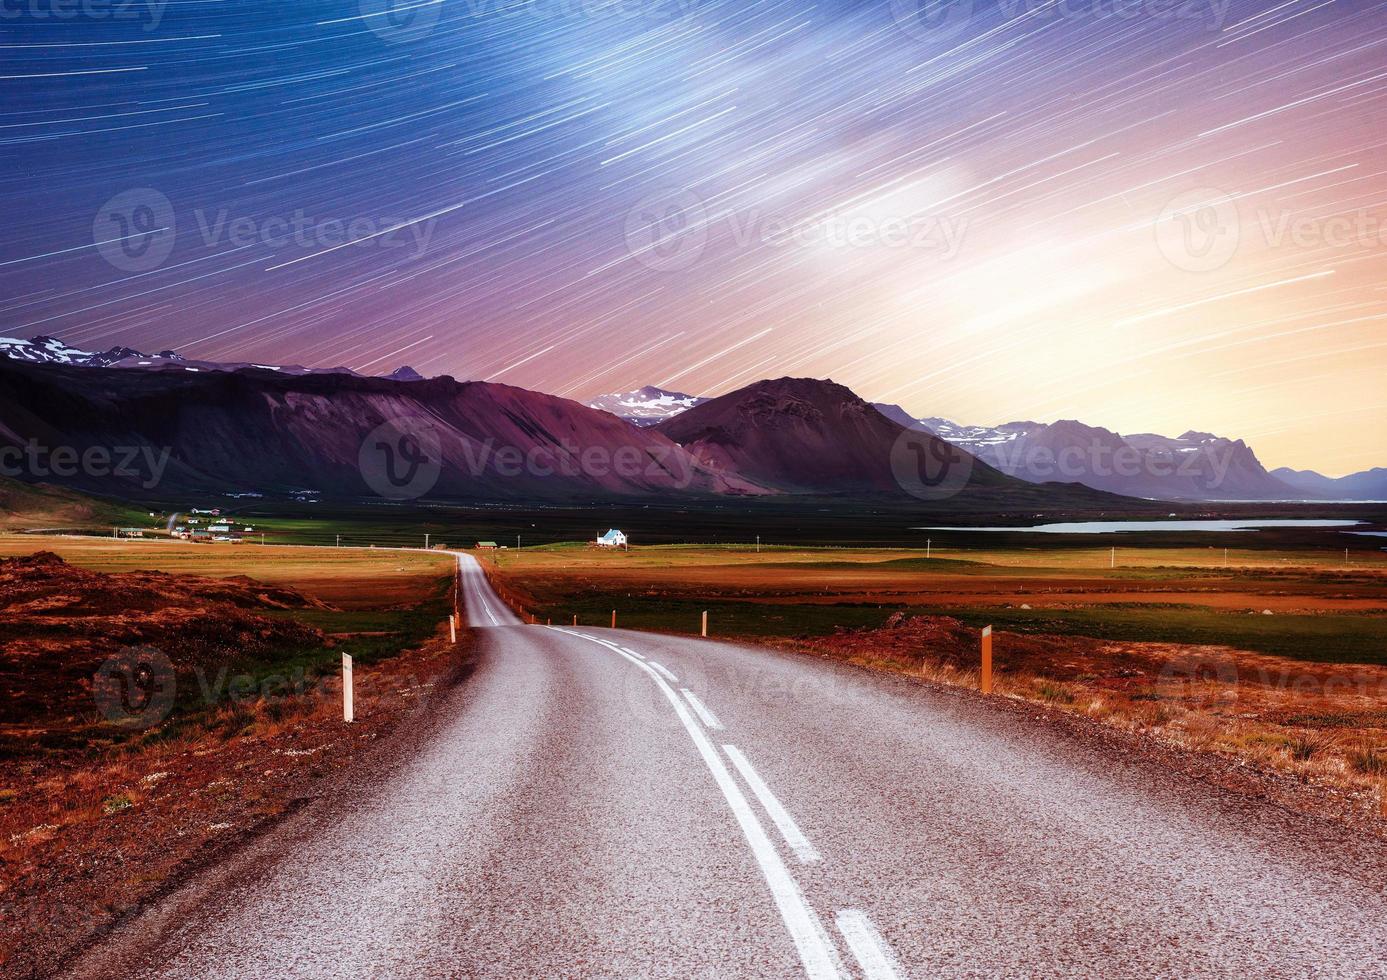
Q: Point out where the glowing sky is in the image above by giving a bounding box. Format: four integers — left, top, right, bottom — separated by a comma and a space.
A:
3, 0, 1384, 475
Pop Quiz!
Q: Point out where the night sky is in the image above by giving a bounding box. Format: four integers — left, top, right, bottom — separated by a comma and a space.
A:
3, 0, 1384, 474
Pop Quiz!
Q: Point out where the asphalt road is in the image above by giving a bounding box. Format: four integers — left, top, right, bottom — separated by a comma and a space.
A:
69, 554, 1387, 979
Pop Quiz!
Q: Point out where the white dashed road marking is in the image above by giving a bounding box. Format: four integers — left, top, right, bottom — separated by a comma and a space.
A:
551, 628, 845, 980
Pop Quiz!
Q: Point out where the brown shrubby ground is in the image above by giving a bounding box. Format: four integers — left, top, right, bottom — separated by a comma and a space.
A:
0, 549, 466, 979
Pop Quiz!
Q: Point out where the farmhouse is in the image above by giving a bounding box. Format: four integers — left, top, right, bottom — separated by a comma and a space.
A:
595, 529, 627, 549
476, 541, 498, 550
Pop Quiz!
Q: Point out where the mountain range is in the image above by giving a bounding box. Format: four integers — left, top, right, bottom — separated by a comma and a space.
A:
0, 335, 422, 383
869, 406, 1296, 501
0, 357, 1122, 511
1270, 466, 1387, 501
886, 411, 1384, 502
0, 359, 763, 500
2, 337, 1378, 504
588, 386, 1382, 502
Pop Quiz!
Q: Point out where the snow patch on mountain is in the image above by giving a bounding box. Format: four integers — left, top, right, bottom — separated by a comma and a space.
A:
588, 385, 709, 426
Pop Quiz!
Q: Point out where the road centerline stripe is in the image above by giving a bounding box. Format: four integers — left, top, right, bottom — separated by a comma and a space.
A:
681, 689, 724, 730
834, 909, 905, 980
548, 627, 844, 980
722, 744, 822, 864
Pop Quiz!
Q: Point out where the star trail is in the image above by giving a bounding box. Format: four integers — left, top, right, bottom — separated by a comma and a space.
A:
2, 0, 1384, 473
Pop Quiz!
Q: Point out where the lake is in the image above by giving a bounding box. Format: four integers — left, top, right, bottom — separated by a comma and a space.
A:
914, 519, 1365, 535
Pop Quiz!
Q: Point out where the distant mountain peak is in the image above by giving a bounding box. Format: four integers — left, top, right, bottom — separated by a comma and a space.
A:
386, 365, 425, 382
656, 376, 1019, 496
587, 385, 708, 426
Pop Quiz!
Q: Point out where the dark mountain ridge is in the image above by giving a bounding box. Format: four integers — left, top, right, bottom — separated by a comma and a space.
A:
0, 359, 759, 501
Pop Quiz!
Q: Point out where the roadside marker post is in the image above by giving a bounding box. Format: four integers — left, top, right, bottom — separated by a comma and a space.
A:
611, 609, 617, 628
449, 615, 457, 644
980, 626, 993, 695
342, 653, 355, 723
701, 610, 708, 637
573, 614, 578, 626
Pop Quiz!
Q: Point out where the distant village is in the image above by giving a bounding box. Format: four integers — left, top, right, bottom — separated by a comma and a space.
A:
113, 508, 258, 543
117, 511, 629, 551
172, 508, 254, 542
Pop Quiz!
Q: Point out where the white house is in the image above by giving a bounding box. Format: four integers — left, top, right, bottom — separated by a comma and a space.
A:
595, 529, 628, 549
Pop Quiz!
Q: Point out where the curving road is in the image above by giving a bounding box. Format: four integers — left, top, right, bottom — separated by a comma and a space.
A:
70, 553, 1387, 979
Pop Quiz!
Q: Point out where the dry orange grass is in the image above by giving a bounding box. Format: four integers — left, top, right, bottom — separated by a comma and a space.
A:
0, 535, 452, 608
770, 622, 1387, 822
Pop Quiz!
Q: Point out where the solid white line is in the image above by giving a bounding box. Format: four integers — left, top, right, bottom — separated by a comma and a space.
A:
681, 689, 724, 730
834, 910, 904, 980
618, 646, 646, 660
648, 660, 678, 682
722, 744, 821, 864
549, 628, 843, 980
